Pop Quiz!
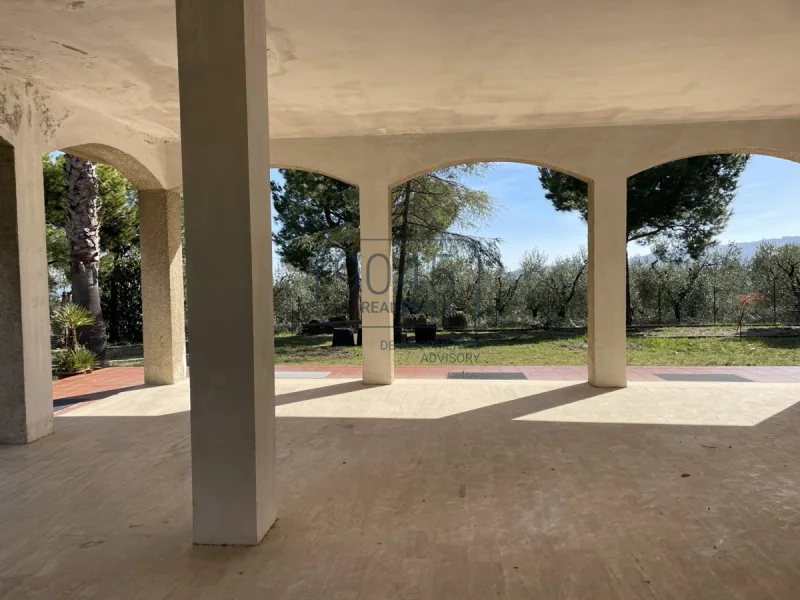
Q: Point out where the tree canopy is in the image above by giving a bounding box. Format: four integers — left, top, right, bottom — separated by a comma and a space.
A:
271, 166, 499, 323
539, 154, 749, 258
539, 154, 750, 322
271, 170, 361, 318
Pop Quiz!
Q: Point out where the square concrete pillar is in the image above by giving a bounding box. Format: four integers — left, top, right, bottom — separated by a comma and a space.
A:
0, 137, 54, 444
359, 181, 394, 385
587, 176, 628, 388
139, 189, 186, 385
176, 0, 275, 545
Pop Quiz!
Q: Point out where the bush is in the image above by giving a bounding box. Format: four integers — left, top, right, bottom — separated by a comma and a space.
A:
401, 313, 427, 327
274, 322, 296, 334
444, 310, 468, 330
51, 303, 94, 350
52, 345, 98, 374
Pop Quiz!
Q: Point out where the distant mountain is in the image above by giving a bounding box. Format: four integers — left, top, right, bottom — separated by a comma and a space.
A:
724, 236, 800, 260
634, 236, 800, 263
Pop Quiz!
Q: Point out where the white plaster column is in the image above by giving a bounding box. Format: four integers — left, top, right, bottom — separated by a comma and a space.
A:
0, 136, 53, 444
139, 189, 186, 385
587, 175, 628, 388
359, 181, 394, 384
176, 0, 275, 545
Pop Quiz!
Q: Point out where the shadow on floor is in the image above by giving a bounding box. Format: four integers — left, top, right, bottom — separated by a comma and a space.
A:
8, 380, 800, 598
276, 380, 371, 406
53, 384, 151, 407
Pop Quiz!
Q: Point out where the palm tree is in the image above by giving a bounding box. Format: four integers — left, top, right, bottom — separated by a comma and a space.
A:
63, 154, 107, 362
52, 303, 95, 351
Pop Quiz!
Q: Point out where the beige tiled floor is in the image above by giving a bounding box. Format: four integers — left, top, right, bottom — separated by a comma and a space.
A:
4, 379, 800, 599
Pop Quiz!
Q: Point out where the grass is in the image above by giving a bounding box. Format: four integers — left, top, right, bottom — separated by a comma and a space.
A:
273, 328, 800, 367
106, 344, 145, 367
103, 327, 800, 368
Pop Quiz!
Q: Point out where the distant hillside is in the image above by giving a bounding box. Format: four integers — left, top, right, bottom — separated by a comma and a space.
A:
724, 236, 800, 260
633, 236, 800, 263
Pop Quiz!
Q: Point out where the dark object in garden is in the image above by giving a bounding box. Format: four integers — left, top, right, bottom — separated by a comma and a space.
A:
414, 324, 437, 344
303, 319, 363, 336
301, 319, 327, 335
332, 328, 355, 347
402, 313, 427, 327
357, 327, 406, 345
444, 310, 468, 330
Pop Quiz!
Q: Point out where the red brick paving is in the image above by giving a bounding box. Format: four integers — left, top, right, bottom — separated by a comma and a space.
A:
54, 367, 144, 401
52, 365, 800, 410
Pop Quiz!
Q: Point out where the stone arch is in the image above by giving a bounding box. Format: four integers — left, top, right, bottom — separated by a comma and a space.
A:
58, 143, 165, 191
629, 147, 800, 177
388, 156, 590, 188
271, 163, 359, 187
620, 120, 800, 177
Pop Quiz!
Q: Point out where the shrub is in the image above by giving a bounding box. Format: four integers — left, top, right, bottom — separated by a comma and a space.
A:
444, 310, 468, 330
52, 345, 98, 374
52, 303, 95, 350
401, 313, 427, 327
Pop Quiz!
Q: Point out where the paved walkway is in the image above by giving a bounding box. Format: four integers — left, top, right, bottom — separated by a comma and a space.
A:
53, 365, 800, 411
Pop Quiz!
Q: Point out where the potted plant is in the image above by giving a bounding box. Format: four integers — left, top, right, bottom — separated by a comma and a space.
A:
51, 303, 98, 378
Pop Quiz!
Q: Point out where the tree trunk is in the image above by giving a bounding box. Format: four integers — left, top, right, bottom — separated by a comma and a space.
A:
673, 302, 682, 323
393, 181, 412, 327
63, 154, 107, 362
345, 251, 360, 321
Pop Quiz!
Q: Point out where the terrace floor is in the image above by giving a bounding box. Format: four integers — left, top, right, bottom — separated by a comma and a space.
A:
4, 377, 800, 598
52, 365, 800, 414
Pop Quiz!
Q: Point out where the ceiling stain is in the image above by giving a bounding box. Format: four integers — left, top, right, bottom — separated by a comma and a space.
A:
61, 44, 89, 56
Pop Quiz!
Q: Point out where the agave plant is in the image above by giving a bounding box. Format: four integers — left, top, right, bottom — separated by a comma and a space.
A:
52, 303, 95, 351
52, 345, 98, 375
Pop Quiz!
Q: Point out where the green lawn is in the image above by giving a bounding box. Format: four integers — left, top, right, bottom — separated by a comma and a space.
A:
274, 329, 800, 366
105, 328, 800, 368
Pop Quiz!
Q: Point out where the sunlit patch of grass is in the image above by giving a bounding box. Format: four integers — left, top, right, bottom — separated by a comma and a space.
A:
102, 329, 800, 368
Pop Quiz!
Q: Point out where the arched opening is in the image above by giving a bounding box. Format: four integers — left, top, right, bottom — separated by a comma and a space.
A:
624, 152, 800, 371
45, 145, 185, 400
269, 167, 365, 366
269, 160, 593, 376
60, 143, 166, 192
387, 160, 590, 375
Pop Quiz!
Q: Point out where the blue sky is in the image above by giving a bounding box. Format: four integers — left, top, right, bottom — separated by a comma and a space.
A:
270, 156, 800, 270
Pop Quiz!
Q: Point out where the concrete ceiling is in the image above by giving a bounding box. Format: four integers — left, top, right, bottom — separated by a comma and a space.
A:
1, 0, 799, 140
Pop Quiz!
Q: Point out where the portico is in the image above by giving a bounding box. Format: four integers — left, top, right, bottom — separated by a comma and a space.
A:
1, 0, 800, 554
